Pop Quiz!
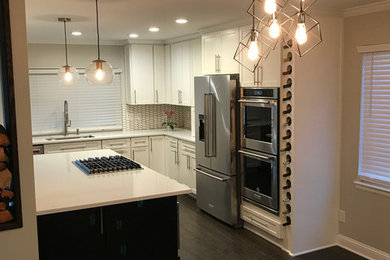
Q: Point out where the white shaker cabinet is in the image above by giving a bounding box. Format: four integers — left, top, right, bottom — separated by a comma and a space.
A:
165, 45, 172, 104
128, 44, 155, 104
149, 136, 166, 175
190, 38, 202, 107
131, 137, 150, 167
178, 141, 196, 194
171, 41, 191, 106
102, 138, 131, 158
165, 137, 179, 181
239, 25, 281, 87
202, 29, 239, 74
154, 45, 166, 104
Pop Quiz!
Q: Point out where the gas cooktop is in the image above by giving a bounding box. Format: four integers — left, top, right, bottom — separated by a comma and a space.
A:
75, 155, 142, 175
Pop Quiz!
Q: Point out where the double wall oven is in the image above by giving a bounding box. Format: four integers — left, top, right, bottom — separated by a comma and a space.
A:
239, 88, 280, 214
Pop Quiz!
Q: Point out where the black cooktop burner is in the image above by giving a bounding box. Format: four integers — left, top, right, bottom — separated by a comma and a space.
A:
75, 155, 142, 175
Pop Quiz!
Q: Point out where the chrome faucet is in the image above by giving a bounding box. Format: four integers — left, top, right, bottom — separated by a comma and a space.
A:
64, 100, 71, 136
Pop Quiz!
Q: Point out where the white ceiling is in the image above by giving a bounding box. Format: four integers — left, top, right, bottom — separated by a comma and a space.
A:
25, 0, 383, 45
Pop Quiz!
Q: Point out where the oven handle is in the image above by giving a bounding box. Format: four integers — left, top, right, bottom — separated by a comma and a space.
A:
238, 99, 277, 105
195, 169, 229, 182
238, 150, 275, 161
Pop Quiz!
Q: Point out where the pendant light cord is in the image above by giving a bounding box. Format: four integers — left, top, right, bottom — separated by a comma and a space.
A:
95, 0, 101, 60
63, 21, 69, 66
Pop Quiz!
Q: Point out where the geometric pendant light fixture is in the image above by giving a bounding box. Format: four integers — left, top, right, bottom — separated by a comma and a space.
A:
58, 18, 79, 85
86, 0, 114, 86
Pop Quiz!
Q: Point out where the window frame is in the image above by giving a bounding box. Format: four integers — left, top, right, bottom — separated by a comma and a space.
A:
356, 43, 390, 195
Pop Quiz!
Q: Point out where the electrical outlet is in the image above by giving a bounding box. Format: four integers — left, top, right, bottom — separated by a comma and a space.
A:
339, 210, 346, 223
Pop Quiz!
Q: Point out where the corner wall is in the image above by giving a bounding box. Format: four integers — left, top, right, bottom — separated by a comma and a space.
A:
0, 0, 39, 258
340, 10, 390, 254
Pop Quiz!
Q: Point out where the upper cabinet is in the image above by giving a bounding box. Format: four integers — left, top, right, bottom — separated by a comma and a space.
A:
171, 41, 191, 106
125, 44, 166, 105
190, 38, 202, 107
239, 25, 281, 87
202, 29, 239, 75
154, 45, 166, 104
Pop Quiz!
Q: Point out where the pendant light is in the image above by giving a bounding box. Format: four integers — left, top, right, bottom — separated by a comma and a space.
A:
58, 18, 78, 85
247, 3, 260, 61
295, 0, 308, 45
86, 0, 114, 86
269, 13, 280, 39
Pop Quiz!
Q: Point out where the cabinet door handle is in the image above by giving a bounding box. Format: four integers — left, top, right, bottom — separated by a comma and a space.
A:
155, 90, 158, 104
134, 90, 137, 104
150, 139, 153, 152
215, 55, 218, 72
174, 151, 177, 165
187, 155, 190, 169
132, 149, 135, 159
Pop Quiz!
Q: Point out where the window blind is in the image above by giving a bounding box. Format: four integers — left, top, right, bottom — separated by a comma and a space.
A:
359, 51, 390, 186
29, 71, 122, 135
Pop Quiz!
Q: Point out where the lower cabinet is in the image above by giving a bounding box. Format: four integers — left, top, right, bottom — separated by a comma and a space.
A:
178, 141, 196, 194
131, 137, 150, 167
165, 137, 179, 181
149, 136, 166, 175
37, 196, 179, 260
102, 138, 131, 158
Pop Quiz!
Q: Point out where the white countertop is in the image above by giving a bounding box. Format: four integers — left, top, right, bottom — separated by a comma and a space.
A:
32, 128, 195, 145
34, 149, 191, 216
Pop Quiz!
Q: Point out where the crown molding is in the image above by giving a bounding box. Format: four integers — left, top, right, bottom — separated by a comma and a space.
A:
344, 0, 390, 17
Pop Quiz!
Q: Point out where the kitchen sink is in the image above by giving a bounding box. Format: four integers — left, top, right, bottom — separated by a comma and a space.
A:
46, 135, 95, 141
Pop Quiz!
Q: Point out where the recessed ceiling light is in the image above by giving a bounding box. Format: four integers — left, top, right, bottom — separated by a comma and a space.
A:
176, 18, 188, 24
129, 33, 139, 38
71, 31, 82, 36
149, 27, 160, 32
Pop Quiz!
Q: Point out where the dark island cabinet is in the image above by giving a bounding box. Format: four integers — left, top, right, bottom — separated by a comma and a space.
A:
37, 196, 178, 260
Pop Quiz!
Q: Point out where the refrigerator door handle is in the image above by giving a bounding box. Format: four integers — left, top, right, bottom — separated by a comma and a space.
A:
204, 93, 210, 157
209, 93, 216, 157
195, 168, 229, 182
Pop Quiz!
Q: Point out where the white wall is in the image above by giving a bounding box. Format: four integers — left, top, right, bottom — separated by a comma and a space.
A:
0, 0, 39, 258
340, 10, 390, 254
27, 44, 125, 70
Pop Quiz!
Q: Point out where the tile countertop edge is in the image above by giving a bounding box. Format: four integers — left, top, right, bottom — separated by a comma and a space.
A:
36, 189, 191, 216
32, 129, 195, 145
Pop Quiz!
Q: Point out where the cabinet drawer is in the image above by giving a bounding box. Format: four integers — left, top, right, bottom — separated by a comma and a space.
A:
179, 141, 195, 155
102, 139, 131, 149
131, 137, 149, 147
241, 204, 283, 239
44, 141, 102, 154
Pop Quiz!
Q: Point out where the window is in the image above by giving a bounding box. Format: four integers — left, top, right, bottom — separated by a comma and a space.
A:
29, 70, 122, 135
358, 50, 390, 188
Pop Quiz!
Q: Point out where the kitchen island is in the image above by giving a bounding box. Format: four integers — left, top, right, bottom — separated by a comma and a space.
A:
34, 149, 191, 260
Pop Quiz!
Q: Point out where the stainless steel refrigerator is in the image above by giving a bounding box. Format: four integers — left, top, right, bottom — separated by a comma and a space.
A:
194, 74, 241, 227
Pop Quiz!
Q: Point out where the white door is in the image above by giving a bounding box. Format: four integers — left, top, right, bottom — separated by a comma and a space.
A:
202, 34, 219, 74
178, 150, 189, 186
181, 41, 191, 106
220, 29, 239, 74
149, 136, 166, 174
171, 42, 182, 105
153, 45, 166, 104
165, 45, 172, 104
131, 45, 155, 104
165, 137, 179, 181
262, 42, 281, 87
190, 38, 202, 106
239, 25, 256, 86
132, 146, 150, 167
189, 155, 196, 194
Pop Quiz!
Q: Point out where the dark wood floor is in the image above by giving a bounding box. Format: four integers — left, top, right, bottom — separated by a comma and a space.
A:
178, 195, 366, 260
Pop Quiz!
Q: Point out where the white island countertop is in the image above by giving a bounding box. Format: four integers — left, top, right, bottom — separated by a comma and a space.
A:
32, 128, 195, 145
34, 149, 191, 216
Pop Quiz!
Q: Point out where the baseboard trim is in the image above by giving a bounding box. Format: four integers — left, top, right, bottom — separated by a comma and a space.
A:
290, 244, 337, 257
337, 234, 390, 260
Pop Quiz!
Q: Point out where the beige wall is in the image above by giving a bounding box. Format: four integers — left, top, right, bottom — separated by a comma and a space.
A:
340, 10, 390, 253
27, 44, 125, 70
0, 0, 39, 258
291, 15, 343, 255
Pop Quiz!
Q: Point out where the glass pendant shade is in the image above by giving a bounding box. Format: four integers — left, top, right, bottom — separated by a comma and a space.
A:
58, 65, 79, 85
86, 59, 114, 86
